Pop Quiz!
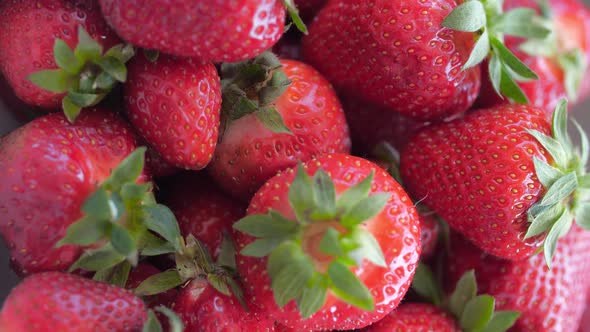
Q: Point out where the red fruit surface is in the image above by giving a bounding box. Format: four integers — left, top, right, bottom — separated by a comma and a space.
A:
419, 212, 439, 259
234, 154, 421, 331
475, 0, 590, 111
446, 227, 590, 332
364, 303, 461, 332
125, 54, 221, 170
342, 97, 432, 153
401, 104, 552, 260
209, 59, 351, 201
172, 278, 276, 332
144, 146, 179, 178
161, 172, 245, 258
0, 109, 139, 275
302, 0, 481, 121
578, 292, 590, 332
98, 0, 285, 62
0, 0, 120, 109
294, 0, 327, 20
0, 272, 147, 332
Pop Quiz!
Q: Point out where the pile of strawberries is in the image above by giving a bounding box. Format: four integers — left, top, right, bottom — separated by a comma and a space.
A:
1, 0, 590, 331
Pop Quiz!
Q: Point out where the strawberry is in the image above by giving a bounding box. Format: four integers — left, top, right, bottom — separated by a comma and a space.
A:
418, 212, 440, 259
401, 100, 590, 263
127, 262, 178, 309
476, 0, 590, 111
364, 303, 461, 332
125, 53, 222, 170
161, 173, 245, 258
302, 0, 552, 121
145, 146, 179, 179
98, 0, 306, 62
579, 293, 590, 332
0, 109, 142, 275
232, 154, 421, 330
0, 0, 134, 121
209, 53, 351, 201
0, 272, 147, 332
446, 226, 590, 332
172, 278, 276, 332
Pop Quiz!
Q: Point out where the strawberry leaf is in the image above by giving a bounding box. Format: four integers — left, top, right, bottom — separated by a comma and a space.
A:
102, 147, 147, 192
532, 157, 564, 188
328, 260, 373, 311
460, 295, 495, 330
441, 1, 487, 32
54, 39, 83, 75
93, 261, 131, 287
154, 306, 184, 332
480, 311, 522, 332
341, 193, 390, 228
298, 276, 328, 318
74, 26, 103, 62
491, 8, 551, 39
349, 228, 386, 267
537, 172, 577, 207
525, 204, 565, 239
233, 212, 299, 238
411, 263, 444, 307
543, 210, 574, 267
67, 90, 103, 107
142, 310, 163, 332
110, 223, 136, 258
336, 171, 374, 212
106, 44, 136, 63
311, 169, 337, 219
27, 69, 69, 93
449, 270, 477, 318
490, 37, 538, 79
241, 238, 285, 257
69, 244, 126, 272
134, 270, 184, 296
283, 0, 308, 34
268, 243, 314, 308
319, 227, 344, 256
289, 163, 315, 222
57, 216, 109, 247
95, 56, 127, 82
463, 29, 490, 70
255, 107, 292, 134
143, 204, 183, 252
139, 233, 176, 256
558, 49, 587, 101
62, 96, 82, 123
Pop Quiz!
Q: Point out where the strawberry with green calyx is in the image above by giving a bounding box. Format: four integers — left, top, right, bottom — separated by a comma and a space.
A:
209, 52, 350, 201
233, 154, 421, 331
57, 147, 179, 281
441, 0, 552, 104
99, 0, 306, 62
446, 227, 590, 332
27, 26, 135, 122
0, 0, 122, 113
0, 109, 141, 276
369, 268, 518, 332
476, 0, 590, 111
401, 99, 590, 264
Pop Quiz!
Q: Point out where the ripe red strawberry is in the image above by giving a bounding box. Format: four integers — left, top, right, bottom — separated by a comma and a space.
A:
365, 303, 461, 332
475, 0, 590, 111
0, 109, 141, 276
401, 101, 590, 262
419, 212, 440, 259
99, 0, 288, 62
145, 146, 179, 178
232, 154, 421, 330
172, 278, 277, 332
0, 272, 147, 331
579, 294, 590, 332
0, 0, 129, 117
161, 172, 245, 258
125, 53, 221, 170
446, 226, 590, 332
209, 54, 351, 201
302, 0, 555, 121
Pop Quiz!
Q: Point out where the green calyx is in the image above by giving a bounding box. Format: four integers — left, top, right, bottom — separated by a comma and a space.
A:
283, 0, 308, 34
412, 264, 520, 332
442, 0, 551, 103
142, 306, 184, 332
525, 99, 590, 267
233, 164, 390, 318
134, 232, 247, 309
519, 1, 588, 102
27, 26, 135, 122
220, 51, 293, 135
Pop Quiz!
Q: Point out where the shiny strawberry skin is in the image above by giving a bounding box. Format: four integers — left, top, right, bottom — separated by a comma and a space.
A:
172, 279, 276, 332
302, 0, 481, 121
0, 109, 139, 276
234, 154, 421, 331
364, 303, 461, 332
475, 0, 590, 111
125, 54, 221, 170
446, 227, 590, 332
0, 272, 147, 332
98, 0, 285, 62
161, 172, 245, 258
208, 59, 351, 201
144, 146, 179, 178
401, 104, 552, 260
0, 0, 121, 109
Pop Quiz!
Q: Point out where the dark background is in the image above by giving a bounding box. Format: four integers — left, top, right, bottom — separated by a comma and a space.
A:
1, 4, 590, 303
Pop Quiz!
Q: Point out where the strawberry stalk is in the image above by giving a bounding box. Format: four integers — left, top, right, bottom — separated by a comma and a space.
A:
525, 99, 590, 266
442, 0, 552, 103
412, 264, 520, 332
27, 26, 134, 122
233, 164, 390, 318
